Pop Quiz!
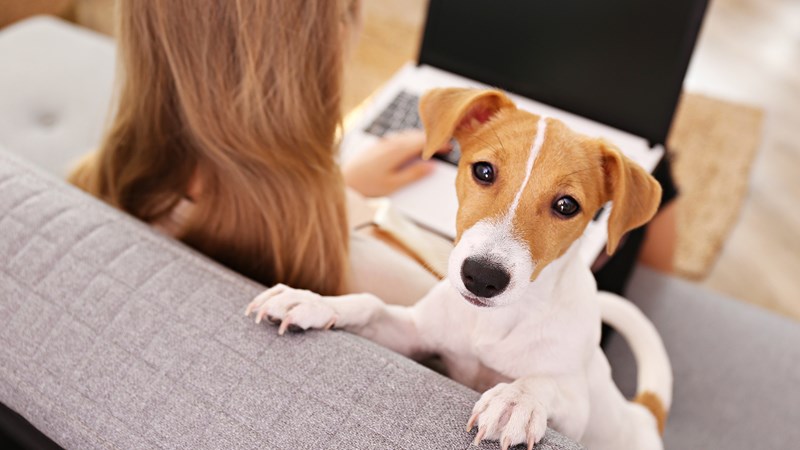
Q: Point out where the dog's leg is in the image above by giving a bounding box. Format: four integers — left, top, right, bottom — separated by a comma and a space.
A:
468, 374, 590, 450
246, 284, 425, 357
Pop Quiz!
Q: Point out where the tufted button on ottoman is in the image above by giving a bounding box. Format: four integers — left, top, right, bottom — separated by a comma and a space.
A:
0, 16, 115, 177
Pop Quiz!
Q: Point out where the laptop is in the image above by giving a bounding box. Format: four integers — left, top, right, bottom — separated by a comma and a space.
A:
341, 0, 708, 264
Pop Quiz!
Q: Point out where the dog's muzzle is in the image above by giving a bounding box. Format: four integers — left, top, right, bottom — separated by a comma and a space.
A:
460, 256, 511, 300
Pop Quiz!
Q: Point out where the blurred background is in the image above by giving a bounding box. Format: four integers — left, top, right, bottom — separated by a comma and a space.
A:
1, 0, 797, 321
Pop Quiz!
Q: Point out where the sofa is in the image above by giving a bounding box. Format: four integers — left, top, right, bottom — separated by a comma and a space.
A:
2, 16, 799, 450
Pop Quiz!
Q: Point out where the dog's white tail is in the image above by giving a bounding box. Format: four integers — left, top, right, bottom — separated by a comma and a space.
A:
599, 291, 672, 433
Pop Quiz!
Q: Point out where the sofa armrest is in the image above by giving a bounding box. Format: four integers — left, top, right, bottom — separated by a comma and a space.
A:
0, 150, 582, 449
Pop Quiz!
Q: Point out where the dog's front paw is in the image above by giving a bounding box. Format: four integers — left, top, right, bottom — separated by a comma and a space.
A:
467, 382, 549, 450
245, 284, 338, 335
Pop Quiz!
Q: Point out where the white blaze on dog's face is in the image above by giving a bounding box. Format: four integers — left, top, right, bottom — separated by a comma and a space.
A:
419, 88, 661, 307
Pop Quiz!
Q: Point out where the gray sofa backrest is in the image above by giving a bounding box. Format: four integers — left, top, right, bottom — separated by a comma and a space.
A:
0, 150, 581, 449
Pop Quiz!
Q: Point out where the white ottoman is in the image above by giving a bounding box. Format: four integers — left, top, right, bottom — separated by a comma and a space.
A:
0, 16, 115, 177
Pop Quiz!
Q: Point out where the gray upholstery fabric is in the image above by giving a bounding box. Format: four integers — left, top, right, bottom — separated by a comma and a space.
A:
0, 149, 581, 449
609, 266, 800, 449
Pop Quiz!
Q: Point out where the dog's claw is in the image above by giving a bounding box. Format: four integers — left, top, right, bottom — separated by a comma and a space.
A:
472, 427, 486, 446
246, 300, 261, 317
501, 436, 511, 450
278, 316, 292, 335
527, 430, 536, 450
323, 316, 337, 330
466, 412, 478, 432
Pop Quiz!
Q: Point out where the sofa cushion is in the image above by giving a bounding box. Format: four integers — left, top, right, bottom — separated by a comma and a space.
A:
0, 149, 581, 449
609, 266, 800, 449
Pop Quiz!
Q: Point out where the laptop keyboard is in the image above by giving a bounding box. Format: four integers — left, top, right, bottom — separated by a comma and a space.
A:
364, 91, 423, 136
364, 90, 462, 165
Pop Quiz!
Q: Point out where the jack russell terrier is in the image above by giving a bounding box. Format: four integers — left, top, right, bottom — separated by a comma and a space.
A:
246, 88, 672, 450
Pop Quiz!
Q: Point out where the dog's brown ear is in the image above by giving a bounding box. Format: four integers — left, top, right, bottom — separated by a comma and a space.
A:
600, 141, 662, 254
418, 88, 515, 160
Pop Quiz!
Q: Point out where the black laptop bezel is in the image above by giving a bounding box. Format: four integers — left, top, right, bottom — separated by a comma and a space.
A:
417, 0, 709, 147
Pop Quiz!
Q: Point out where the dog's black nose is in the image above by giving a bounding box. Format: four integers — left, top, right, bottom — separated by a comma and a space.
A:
461, 257, 510, 298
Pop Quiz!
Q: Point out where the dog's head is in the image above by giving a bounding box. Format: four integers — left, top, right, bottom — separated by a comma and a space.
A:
419, 88, 661, 307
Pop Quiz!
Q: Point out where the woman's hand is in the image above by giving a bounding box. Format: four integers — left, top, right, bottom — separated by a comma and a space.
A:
343, 129, 442, 197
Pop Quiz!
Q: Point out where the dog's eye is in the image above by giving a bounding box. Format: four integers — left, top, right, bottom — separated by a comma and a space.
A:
472, 162, 495, 185
552, 196, 580, 218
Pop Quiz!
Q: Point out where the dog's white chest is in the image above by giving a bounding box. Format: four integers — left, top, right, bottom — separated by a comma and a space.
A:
425, 303, 537, 390
436, 319, 563, 392
417, 276, 597, 392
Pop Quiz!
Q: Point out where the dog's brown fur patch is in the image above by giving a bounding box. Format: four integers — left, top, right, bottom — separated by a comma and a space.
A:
634, 391, 667, 435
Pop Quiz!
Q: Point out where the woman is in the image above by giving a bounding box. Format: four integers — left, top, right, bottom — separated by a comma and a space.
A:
70, 0, 438, 302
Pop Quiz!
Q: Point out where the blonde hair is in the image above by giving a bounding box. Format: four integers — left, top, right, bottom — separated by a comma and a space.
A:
70, 0, 355, 295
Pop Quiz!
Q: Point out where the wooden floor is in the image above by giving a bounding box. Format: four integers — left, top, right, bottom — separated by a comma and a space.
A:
346, 0, 800, 320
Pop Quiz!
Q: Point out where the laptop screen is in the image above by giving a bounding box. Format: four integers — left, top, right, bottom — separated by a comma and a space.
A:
419, 0, 708, 146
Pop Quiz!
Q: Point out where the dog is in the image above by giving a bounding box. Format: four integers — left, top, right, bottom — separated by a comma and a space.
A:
246, 88, 672, 450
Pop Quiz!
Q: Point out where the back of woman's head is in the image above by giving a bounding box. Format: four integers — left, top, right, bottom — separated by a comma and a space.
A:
75, 0, 353, 294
